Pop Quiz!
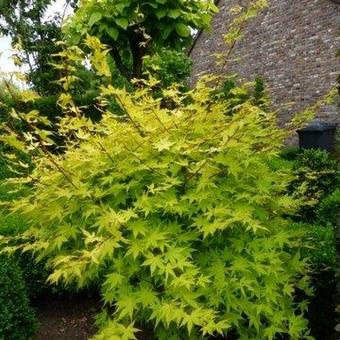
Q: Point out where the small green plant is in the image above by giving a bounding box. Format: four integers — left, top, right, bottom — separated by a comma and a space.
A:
253, 76, 269, 110
0, 255, 37, 340
216, 76, 270, 115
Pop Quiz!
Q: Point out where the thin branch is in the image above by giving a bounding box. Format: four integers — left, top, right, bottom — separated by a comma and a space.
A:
219, 20, 246, 75
40, 143, 78, 189
115, 94, 146, 137
186, 125, 240, 184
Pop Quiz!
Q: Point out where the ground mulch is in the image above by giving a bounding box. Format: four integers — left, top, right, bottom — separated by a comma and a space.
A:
32, 293, 155, 340
33, 293, 101, 340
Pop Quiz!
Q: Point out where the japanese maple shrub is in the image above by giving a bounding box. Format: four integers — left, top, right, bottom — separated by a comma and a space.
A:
1, 68, 315, 339
0, 6, 317, 337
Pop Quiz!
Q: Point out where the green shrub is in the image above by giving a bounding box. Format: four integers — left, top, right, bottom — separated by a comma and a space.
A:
295, 149, 339, 197
289, 223, 336, 268
144, 49, 192, 88
216, 76, 270, 114
292, 220, 338, 339
291, 149, 339, 222
317, 189, 340, 227
0, 193, 70, 299
0, 255, 37, 340
0, 14, 317, 336
280, 147, 302, 161
0, 161, 49, 298
0, 202, 50, 299
0, 66, 315, 340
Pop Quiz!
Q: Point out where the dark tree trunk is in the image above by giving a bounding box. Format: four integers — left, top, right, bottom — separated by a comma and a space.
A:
128, 25, 148, 80
109, 45, 131, 81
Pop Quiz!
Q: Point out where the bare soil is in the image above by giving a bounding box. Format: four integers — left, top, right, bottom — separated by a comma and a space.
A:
33, 293, 101, 340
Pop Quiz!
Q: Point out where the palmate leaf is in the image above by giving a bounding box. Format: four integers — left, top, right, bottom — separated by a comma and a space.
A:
94, 319, 139, 340
153, 137, 175, 151
104, 272, 125, 290
125, 238, 144, 259
142, 253, 165, 275
115, 295, 138, 320
164, 303, 185, 326
135, 284, 159, 308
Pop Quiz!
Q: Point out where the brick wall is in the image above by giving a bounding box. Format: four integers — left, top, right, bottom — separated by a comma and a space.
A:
190, 0, 339, 142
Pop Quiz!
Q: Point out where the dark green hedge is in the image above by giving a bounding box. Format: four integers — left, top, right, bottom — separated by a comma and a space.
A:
0, 256, 37, 340
289, 223, 336, 268
317, 189, 340, 227
285, 149, 339, 223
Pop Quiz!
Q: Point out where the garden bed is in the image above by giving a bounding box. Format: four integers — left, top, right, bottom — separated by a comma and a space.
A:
33, 293, 101, 340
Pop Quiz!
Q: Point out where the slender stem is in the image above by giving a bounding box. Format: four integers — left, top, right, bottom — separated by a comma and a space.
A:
186, 125, 240, 183
219, 20, 246, 75
115, 95, 145, 137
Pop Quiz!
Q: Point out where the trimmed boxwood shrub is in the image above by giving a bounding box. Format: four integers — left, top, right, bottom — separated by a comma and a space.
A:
287, 222, 337, 339
290, 149, 339, 222
280, 148, 339, 338
0, 255, 37, 340
317, 189, 340, 227
280, 147, 302, 161
289, 223, 336, 268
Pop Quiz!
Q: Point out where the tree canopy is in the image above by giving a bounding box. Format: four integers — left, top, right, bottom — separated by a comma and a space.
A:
0, 0, 77, 94
64, 0, 218, 80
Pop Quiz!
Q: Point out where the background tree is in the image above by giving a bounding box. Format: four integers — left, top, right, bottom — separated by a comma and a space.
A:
0, 0, 77, 94
0, 0, 201, 126
0, 0, 211, 93
0, 1, 107, 124
64, 0, 218, 81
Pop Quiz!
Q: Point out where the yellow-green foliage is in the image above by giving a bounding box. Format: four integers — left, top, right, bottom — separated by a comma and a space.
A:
1, 77, 314, 340
0, 2, 317, 339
